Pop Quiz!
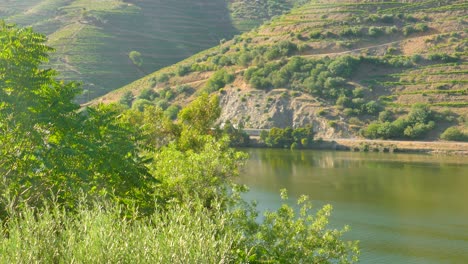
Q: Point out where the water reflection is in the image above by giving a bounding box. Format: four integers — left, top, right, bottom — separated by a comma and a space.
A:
239, 149, 468, 263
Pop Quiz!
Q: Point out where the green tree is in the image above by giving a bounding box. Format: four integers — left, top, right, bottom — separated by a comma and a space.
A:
177, 93, 221, 150
129, 50, 143, 67
0, 23, 154, 214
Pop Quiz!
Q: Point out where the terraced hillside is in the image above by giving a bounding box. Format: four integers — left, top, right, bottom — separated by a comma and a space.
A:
1, 0, 237, 101
228, 0, 308, 32
94, 0, 468, 140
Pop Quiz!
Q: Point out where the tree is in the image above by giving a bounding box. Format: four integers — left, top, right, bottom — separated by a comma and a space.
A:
0, 22, 154, 214
129, 50, 143, 67
177, 93, 221, 151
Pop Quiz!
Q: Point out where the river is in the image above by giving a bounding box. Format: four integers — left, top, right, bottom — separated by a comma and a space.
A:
238, 148, 468, 263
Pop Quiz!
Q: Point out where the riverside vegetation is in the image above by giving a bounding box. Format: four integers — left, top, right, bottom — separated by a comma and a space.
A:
0, 23, 359, 263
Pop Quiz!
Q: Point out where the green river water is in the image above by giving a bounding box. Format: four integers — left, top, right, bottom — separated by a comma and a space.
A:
238, 148, 468, 263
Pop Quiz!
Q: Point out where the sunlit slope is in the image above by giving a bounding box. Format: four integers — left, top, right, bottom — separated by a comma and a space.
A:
2, 0, 237, 101
93, 1, 468, 138
228, 0, 307, 32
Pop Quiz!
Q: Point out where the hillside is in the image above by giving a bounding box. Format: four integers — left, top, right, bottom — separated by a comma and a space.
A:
228, 0, 308, 32
90, 0, 467, 140
1, 0, 238, 101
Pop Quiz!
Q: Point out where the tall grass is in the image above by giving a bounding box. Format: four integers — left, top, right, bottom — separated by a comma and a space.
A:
0, 201, 240, 263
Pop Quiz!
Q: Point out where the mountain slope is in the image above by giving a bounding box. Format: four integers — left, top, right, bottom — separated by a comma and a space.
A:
93, 0, 468, 139
2, 0, 238, 101
228, 0, 308, 32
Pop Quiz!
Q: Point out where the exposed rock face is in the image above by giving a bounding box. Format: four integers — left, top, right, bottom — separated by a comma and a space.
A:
219, 88, 355, 138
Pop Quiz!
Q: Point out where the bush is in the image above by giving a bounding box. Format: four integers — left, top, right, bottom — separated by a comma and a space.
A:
379, 110, 393, 122
129, 51, 143, 67
164, 105, 181, 120
132, 99, 153, 112
138, 88, 158, 101
119, 91, 134, 107
261, 126, 314, 148
176, 65, 191, 76
158, 73, 170, 83
327, 56, 359, 77
204, 69, 234, 93
309, 31, 321, 39
363, 105, 436, 139
440, 127, 468, 141
368, 26, 384, 37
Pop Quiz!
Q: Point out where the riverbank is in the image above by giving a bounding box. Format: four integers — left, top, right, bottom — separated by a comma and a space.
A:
327, 138, 468, 155
248, 137, 468, 155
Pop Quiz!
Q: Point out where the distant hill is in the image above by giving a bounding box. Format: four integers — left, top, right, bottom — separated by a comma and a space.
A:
1, 0, 238, 101
96, 0, 467, 140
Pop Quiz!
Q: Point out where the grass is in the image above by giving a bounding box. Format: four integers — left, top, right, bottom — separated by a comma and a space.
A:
0, 201, 240, 263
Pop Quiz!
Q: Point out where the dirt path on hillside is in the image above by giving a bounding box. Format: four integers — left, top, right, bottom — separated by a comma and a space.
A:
301, 33, 442, 58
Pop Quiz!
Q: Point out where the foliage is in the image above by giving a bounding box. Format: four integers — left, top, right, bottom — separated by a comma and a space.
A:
0, 200, 242, 263
138, 88, 158, 101
203, 69, 235, 93
260, 125, 314, 148
132, 98, 153, 111
129, 51, 143, 67
176, 64, 191, 76
0, 22, 360, 264
440, 127, 468, 142
164, 104, 180, 120
222, 121, 251, 147
233, 190, 360, 263
177, 93, 222, 150
362, 105, 436, 139
0, 23, 154, 214
119, 91, 134, 107
0, 190, 359, 264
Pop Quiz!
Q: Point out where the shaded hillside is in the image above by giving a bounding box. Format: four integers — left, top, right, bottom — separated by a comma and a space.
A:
2, 0, 237, 101
95, 0, 467, 139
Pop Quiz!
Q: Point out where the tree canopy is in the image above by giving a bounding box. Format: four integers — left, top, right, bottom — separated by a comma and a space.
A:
0, 22, 154, 213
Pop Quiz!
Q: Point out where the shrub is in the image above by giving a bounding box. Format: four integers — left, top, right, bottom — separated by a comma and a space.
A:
414, 23, 429, 32
158, 73, 170, 83
362, 101, 381, 115
132, 99, 153, 112
368, 26, 384, 37
403, 121, 435, 139
138, 88, 158, 101
164, 105, 181, 120
119, 91, 134, 107
129, 51, 143, 67
379, 110, 393, 122
204, 69, 235, 93
261, 126, 314, 148
309, 31, 321, 39
176, 65, 191, 76
362, 122, 381, 139
440, 127, 468, 141
327, 56, 359, 77
380, 14, 394, 23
